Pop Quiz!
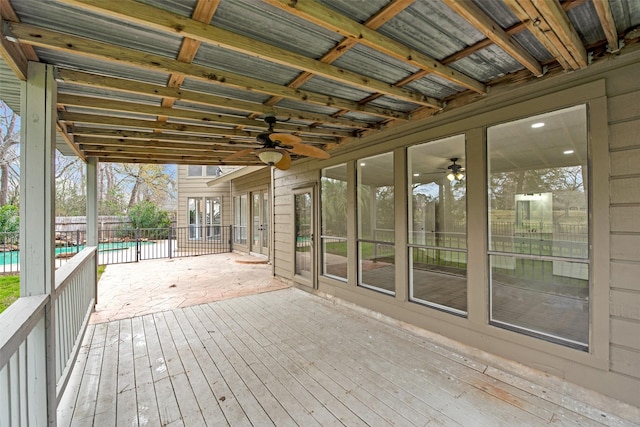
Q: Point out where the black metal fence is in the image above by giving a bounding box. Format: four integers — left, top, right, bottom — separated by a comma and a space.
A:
0, 226, 233, 273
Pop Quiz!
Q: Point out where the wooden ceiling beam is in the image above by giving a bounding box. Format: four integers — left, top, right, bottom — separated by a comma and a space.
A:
265, 0, 486, 94
592, 0, 620, 53
57, 0, 441, 109
79, 144, 234, 157
84, 150, 263, 165
441, 0, 543, 76
60, 112, 337, 145
57, 93, 354, 138
57, 69, 386, 127
8, 22, 407, 121
74, 135, 243, 150
265, 0, 416, 124
504, 0, 587, 70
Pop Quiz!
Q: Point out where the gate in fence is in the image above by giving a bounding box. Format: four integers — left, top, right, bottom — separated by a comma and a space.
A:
0, 225, 233, 273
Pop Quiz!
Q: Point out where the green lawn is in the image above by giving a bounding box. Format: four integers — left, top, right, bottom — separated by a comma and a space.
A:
0, 275, 20, 314
0, 265, 106, 314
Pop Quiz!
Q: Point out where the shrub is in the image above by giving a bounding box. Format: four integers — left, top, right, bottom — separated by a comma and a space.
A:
127, 201, 171, 232
0, 205, 19, 237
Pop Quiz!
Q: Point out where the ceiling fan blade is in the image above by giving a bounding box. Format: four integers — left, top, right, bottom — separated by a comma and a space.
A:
274, 151, 292, 170
269, 133, 302, 145
286, 141, 330, 159
224, 148, 254, 161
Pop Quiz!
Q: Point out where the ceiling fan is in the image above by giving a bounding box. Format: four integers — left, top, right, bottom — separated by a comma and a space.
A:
224, 115, 330, 170
446, 158, 465, 181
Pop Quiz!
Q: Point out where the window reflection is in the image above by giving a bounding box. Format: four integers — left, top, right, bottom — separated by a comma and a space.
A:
357, 153, 395, 295
488, 105, 589, 349
321, 164, 348, 281
408, 135, 467, 314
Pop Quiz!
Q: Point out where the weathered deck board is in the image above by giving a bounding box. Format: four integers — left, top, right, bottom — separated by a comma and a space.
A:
60, 288, 640, 427
131, 316, 161, 427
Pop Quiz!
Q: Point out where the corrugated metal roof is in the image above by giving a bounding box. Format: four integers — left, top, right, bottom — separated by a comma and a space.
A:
380, 1, 486, 61
211, 0, 342, 58
192, 43, 300, 85
0, 58, 21, 114
14, 0, 183, 58
0, 0, 638, 166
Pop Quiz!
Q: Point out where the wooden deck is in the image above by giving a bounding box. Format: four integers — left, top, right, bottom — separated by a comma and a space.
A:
59, 288, 639, 427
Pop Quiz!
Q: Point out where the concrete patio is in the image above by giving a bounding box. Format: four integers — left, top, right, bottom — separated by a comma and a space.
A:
56, 254, 640, 426
90, 253, 288, 324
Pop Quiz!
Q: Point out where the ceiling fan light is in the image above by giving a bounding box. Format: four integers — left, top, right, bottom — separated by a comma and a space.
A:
257, 148, 284, 165
447, 172, 455, 181
455, 171, 464, 180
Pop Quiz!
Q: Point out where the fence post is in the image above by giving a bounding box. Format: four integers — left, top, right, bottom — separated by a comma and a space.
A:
135, 228, 140, 262
168, 226, 173, 259
229, 225, 233, 252
76, 229, 81, 253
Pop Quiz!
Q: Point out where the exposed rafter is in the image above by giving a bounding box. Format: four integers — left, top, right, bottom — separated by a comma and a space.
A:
57, 69, 386, 128
8, 22, 408, 121
264, 0, 486, 94
0, 0, 633, 164
504, 0, 587, 70
441, 0, 543, 76
57, 0, 441, 110
592, 0, 620, 53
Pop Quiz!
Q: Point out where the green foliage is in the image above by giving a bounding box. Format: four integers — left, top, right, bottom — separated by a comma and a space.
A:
127, 200, 171, 230
100, 187, 127, 216
0, 266, 106, 314
0, 275, 19, 314
0, 204, 19, 234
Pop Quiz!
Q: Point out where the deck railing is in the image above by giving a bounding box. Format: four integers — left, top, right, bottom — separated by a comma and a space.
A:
54, 247, 97, 400
0, 246, 97, 426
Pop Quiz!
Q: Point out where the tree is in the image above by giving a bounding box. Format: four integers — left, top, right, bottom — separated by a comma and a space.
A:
55, 153, 86, 216
114, 164, 175, 211
0, 101, 20, 207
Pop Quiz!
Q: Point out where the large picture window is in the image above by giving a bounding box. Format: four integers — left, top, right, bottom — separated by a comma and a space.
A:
321, 164, 348, 281
487, 105, 589, 349
188, 197, 202, 240
408, 135, 467, 314
357, 153, 395, 294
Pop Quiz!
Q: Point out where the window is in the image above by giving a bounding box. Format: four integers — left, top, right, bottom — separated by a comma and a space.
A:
188, 197, 202, 239
321, 164, 348, 281
233, 194, 248, 245
408, 135, 467, 314
487, 105, 589, 350
189, 196, 223, 240
205, 197, 221, 240
206, 166, 221, 177
188, 165, 202, 176
357, 153, 395, 294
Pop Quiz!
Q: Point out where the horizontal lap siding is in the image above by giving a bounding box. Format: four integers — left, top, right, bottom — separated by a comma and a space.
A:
273, 167, 317, 279
608, 84, 640, 387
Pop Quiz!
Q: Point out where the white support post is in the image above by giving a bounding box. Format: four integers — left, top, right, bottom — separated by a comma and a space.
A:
86, 157, 98, 304
19, 61, 57, 426
86, 157, 98, 247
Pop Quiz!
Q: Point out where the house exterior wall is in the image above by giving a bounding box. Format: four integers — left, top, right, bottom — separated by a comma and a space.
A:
176, 165, 232, 247
230, 167, 272, 257
270, 52, 640, 407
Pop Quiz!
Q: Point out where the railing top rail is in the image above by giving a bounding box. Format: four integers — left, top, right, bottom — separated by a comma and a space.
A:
0, 294, 48, 370
54, 246, 97, 295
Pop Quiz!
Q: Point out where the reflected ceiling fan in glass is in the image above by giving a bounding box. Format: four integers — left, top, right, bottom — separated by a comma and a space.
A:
446, 158, 465, 181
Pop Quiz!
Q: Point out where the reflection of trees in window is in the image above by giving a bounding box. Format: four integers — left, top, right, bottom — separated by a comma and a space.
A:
321, 177, 347, 237
488, 104, 589, 349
